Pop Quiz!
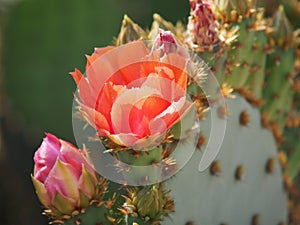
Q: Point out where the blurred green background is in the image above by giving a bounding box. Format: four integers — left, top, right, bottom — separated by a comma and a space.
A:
0, 1, 189, 224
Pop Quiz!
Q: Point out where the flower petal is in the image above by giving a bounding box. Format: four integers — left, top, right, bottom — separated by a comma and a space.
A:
60, 141, 95, 178
110, 86, 161, 135
86, 46, 115, 71
163, 53, 188, 90
33, 133, 61, 182
129, 105, 150, 137
71, 69, 96, 107
52, 192, 76, 215
141, 96, 171, 119
31, 176, 51, 207
85, 40, 148, 93
109, 132, 165, 150
127, 95, 170, 137
79, 191, 90, 209
78, 102, 112, 134
158, 99, 194, 129
108, 133, 139, 147
44, 159, 80, 201
95, 83, 124, 130
78, 165, 97, 199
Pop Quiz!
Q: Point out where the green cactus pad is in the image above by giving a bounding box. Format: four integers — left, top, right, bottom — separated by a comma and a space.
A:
162, 95, 288, 225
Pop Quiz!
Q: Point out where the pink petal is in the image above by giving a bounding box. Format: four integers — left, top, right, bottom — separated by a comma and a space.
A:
33, 133, 61, 182
44, 159, 80, 202
59, 141, 93, 176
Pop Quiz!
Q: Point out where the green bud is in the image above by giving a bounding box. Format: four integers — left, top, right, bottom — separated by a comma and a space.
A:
115, 15, 147, 46
123, 184, 174, 223
271, 5, 299, 48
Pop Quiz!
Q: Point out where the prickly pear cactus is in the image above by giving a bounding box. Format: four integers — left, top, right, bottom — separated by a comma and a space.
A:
163, 95, 288, 225
30, 0, 300, 225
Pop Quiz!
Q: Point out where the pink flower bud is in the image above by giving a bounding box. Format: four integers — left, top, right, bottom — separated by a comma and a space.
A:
31, 133, 98, 216
151, 29, 190, 59
187, 0, 220, 51
154, 29, 177, 54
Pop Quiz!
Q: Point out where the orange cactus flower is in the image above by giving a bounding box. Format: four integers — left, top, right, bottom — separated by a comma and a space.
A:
71, 37, 193, 150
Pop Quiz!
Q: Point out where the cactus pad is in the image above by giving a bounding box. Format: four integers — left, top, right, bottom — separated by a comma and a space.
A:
163, 95, 288, 225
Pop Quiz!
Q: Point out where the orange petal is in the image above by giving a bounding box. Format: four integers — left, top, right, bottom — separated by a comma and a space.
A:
140, 61, 188, 91
85, 40, 148, 91
109, 63, 146, 86
142, 96, 170, 119
70, 68, 84, 86
95, 83, 124, 129
110, 85, 161, 134
162, 100, 194, 129
78, 102, 112, 134
71, 69, 97, 107
163, 53, 188, 90
129, 105, 150, 137
86, 46, 115, 71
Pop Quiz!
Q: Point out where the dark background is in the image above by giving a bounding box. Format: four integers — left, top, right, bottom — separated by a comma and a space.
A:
0, 1, 188, 224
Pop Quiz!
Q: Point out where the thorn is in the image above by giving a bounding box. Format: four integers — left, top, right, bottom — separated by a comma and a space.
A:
185, 222, 194, 225
230, 10, 238, 22
283, 174, 292, 192
74, 219, 81, 225
239, 110, 250, 126
252, 43, 259, 51
71, 210, 80, 216
250, 64, 261, 73
49, 219, 64, 224
251, 213, 260, 225
220, 83, 235, 99
235, 165, 245, 181
262, 81, 267, 88
210, 161, 222, 176
274, 56, 281, 66
197, 133, 206, 149
273, 94, 279, 100
62, 215, 71, 220
217, 105, 228, 119
242, 61, 250, 67
105, 214, 117, 223
236, 42, 242, 49
265, 158, 275, 174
